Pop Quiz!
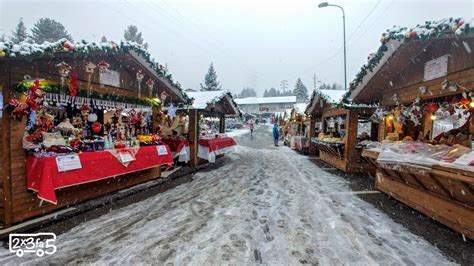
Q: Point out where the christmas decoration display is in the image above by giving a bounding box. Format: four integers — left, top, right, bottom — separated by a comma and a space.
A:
55, 61, 71, 97
0, 38, 191, 103
85, 61, 97, 97
343, 17, 473, 104
136, 70, 145, 98
146, 79, 155, 97
69, 69, 78, 96
97, 60, 110, 74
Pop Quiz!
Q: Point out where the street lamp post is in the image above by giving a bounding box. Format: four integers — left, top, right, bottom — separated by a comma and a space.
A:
318, 2, 347, 91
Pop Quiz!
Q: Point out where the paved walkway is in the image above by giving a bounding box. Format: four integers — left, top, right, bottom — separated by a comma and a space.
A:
0, 126, 451, 264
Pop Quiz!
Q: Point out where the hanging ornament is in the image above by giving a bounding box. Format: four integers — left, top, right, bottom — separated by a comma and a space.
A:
63, 42, 75, 51
161, 91, 169, 103
69, 69, 78, 97
419, 84, 427, 95
460, 97, 470, 106
448, 83, 458, 92
427, 102, 439, 113
97, 60, 110, 74
441, 79, 449, 90
136, 70, 145, 98
56, 61, 71, 97
85, 62, 97, 97
145, 79, 155, 97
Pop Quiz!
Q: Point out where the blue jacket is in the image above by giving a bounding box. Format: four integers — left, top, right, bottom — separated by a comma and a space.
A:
273, 125, 279, 138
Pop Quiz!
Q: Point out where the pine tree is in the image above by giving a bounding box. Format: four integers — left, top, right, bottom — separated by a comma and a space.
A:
124, 25, 144, 44
263, 89, 269, 97
0, 34, 6, 42
101, 36, 108, 42
11, 18, 29, 43
293, 78, 308, 103
31, 18, 72, 43
200, 63, 221, 91
239, 87, 257, 98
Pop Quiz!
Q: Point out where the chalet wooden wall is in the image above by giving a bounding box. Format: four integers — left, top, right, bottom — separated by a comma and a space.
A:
0, 55, 168, 226
381, 38, 474, 106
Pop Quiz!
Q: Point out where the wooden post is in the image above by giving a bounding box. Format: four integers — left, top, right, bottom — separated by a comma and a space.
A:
219, 115, 225, 134
309, 116, 317, 156
188, 109, 198, 166
2, 62, 13, 226
345, 109, 359, 169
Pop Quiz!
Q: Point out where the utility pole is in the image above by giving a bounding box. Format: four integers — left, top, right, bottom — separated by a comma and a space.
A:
313, 74, 317, 90
280, 80, 288, 92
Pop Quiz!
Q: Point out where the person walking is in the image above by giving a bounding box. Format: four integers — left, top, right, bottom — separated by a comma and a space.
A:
273, 123, 279, 146
249, 122, 254, 134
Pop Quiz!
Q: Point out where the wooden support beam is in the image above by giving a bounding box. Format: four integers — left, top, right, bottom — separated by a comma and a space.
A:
188, 109, 198, 166
308, 117, 317, 156
219, 115, 225, 134
2, 62, 13, 226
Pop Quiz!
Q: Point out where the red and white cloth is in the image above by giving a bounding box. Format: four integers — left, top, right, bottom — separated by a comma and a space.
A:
26, 145, 173, 204
162, 138, 191, 163
198, 137, 237, 163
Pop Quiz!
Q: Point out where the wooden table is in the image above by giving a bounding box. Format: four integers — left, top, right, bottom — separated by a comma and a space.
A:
362, 149, 474, 239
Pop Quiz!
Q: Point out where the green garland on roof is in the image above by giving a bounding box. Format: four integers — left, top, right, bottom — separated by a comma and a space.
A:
345, 17, 473, 104
0, 38, 191, 104
12, 82, 161, 108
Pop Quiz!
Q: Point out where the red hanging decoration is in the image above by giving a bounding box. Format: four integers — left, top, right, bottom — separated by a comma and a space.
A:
69, 69, 78, 96
427, 102, 439, 113
460, 97, 470, 106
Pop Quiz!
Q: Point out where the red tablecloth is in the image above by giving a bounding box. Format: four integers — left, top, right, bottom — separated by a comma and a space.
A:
198, 137, 237, 152
27, 145, 173, 204
162, 138, 190, 153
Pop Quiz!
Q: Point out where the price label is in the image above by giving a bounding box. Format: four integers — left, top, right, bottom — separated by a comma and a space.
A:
56, 154, 82, 172
118, 151, 136, 163
156, 145, 169, 156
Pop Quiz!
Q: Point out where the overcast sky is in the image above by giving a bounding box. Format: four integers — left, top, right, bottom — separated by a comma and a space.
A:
1, 0, 473, 96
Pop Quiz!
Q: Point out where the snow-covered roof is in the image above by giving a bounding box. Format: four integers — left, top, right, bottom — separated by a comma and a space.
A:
347, 17, 474, 104
293, 103, 308, 115
234, 96, 296, 105
186, 90, 227, 109
319, 89, 346, 104
0, 38, 191, 103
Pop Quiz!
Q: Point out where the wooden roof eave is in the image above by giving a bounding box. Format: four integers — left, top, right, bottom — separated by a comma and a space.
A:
128, 50, 186, 104
351, 32, 474, 104
349, 39, 403, 103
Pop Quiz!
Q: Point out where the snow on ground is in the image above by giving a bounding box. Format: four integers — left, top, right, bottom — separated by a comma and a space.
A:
226, 128, 251, 137
0, 127, 452, 265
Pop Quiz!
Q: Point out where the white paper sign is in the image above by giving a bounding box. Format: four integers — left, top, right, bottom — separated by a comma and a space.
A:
56, 154, 82, 172
118, 151, 136, 163
424, 54, 448, 81
454, 151, 474, 166
157, 145, 169, 156
100, 70, 120, 87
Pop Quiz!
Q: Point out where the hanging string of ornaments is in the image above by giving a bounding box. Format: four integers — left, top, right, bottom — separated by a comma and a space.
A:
341, 17, 473, 105
371, 78, 474, 125
0, 38, 192, 103
136, 70, 145, 98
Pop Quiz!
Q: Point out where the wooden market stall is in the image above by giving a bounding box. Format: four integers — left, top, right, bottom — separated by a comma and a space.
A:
0, 39, 189, 226
182, 91, 241, 166
287, 103, 310, 152
314, 106, 377, 173
347, 18, 474, 238
305, 89, 346, 156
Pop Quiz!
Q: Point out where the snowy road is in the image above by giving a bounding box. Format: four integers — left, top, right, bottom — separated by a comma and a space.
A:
0, 126, 452, 265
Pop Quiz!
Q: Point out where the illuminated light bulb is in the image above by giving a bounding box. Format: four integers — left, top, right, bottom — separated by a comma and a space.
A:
470, 101, 474, 108
430, 114, 437, 120
388, 115, 394, 120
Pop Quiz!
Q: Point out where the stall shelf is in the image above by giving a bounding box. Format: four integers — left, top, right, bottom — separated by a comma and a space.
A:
0, 39, 189, 226
347, 18, 474, 238
316, 107, 376, 173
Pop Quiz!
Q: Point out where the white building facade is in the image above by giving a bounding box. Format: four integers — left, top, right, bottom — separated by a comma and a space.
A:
235, 96, 297, 116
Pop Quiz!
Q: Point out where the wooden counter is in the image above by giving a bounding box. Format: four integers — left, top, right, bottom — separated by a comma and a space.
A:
363, 149, 474, 239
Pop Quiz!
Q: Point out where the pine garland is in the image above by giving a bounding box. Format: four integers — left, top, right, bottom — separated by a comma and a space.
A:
12, 82, 161, 107
0, 38, 192, 104
345, 17, 473, 104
